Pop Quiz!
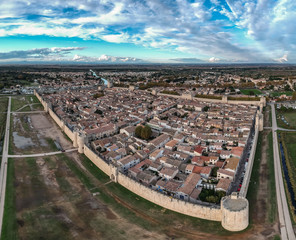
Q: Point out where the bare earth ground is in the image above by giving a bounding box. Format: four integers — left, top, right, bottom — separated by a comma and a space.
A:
11, 113, 73, 154
9, 109, 281, 239
14, 156, 168, 240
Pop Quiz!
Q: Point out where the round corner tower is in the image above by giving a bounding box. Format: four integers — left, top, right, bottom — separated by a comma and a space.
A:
221, 192, 249, 231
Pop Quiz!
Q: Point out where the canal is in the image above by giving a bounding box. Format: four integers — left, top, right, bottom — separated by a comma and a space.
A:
278, 133, 296, 213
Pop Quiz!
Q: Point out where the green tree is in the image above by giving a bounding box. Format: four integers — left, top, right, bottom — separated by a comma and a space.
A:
141, 125, 152, 140
135, 126, 143, 138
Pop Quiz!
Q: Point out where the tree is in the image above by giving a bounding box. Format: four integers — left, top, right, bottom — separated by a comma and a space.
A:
141, 125, 152, 140
135, 126, 143, 138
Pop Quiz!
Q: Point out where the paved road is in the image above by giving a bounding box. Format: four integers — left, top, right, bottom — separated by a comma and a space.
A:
7, 148, 78, 158
0, 97, 11, 236
271, 103, 295, 240
11, 111, 45, 114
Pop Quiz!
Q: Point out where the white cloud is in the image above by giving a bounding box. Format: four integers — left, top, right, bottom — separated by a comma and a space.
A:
0, 0, 296, 62
0, 47, 85, 60
208, 57, 220, 62
276, 54, 288, 63
73, 54, 143, 63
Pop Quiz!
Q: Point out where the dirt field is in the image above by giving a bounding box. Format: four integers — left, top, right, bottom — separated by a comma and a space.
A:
11, 113, 73, 154
13, 156, 169, 240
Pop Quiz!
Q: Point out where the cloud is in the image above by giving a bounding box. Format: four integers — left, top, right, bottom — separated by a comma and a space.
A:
170, 58, 205, 63
0, 47, 85, 60
73, 54, 144, 63
0, 0, 296, 62
208, 57, 220, 63
276, 54, 288, 63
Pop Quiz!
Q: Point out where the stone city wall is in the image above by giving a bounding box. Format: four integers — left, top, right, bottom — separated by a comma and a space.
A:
156, 92, 262, 106
35, 90, 249, 231
84, 145, 111, 176
117, 173, 222, 221
239, 126, 259, 198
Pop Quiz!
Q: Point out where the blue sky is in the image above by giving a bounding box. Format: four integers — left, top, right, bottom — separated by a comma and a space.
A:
0, 0, 295, 63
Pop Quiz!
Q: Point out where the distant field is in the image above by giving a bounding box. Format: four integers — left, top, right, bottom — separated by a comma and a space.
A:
270, 91, 293, 97
240, 89, 262, 95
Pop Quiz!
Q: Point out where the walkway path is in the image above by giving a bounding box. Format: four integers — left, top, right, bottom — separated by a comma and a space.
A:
0, 97, 11, 235
7, 148, 78, 158
271, 103, 295, 240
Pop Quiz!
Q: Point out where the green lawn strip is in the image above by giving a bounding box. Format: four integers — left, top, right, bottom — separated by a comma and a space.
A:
106, 182, 230, 235
1, 159, 18, 240
45, 138, 59, 151
240, 89, 262, 95
279, 132, 296, 224
57, 154, 96, 190
270, 91, 293, 97
8, 114, 14, 155
246, 132, 263, 224
61, 131, 72, 143
80, 154, 110, 183
267, 131, 277, 223
273, 235, 281, 240
0, 97, 8, 164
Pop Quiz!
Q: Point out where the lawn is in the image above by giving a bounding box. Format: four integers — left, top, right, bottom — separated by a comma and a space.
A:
247, 132, 262, 223
1, 159, 17, 240
240, 89, 262, 95
270, 91, 293, 97
11, 95, 40, 112
267, 132, 277, 223
279, 132, 296, 223
277, 110, 296, 129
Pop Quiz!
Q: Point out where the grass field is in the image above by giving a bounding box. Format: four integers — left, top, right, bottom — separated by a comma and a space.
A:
240, 89, 262, 95
1, 159, 17, 240
247, 132, 262, 221
270, 91, 293, 97
11, 95, 40, 112
277, 110, 296, 129
280, 132, 296, 223
267, 132, 277, 223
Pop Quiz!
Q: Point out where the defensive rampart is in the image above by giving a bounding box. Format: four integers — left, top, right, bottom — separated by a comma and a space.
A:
156, 91, 265, 107
35, 90, 250, 232
239, 126, 259, 198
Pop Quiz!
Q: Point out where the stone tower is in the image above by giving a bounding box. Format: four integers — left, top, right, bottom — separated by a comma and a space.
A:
221, 192, 249, 231
77, 133, 85, 154
256, 111, 264, 131
222, 95, 228, 103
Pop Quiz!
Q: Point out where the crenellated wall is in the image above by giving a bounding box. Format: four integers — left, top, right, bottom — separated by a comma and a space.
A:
35, 90, 250, 232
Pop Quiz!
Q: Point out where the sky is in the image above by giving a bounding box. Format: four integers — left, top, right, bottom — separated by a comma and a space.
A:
0, 0, 295, 64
